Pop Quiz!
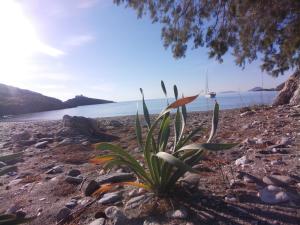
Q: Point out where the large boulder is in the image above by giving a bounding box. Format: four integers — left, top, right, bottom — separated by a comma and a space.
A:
273, 71, 300, 106
58, 115, 117, 142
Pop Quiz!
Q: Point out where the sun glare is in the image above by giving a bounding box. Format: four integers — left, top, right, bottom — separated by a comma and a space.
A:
0, 0, 64, 84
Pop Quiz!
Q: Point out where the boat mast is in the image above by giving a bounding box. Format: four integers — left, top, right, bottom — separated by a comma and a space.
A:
205, 69, 209, 94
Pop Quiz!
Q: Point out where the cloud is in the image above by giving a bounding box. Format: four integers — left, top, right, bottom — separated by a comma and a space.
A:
77, 0, 101, 9
65, 34, 95, 47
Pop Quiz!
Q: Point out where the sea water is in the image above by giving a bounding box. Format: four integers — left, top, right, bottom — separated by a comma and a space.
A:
3, 91, 277, 121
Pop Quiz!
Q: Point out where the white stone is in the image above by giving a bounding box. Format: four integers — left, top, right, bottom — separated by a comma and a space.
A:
235, 156, 250, 166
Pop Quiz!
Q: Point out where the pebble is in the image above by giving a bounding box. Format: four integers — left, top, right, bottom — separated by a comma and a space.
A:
58, 138, 73, 146
0, 161, 7, 168
35, 141, 48, 148
225, 195, 237, 202
143, 218, 160, 225
98, 191, 122, 204
46, 165, 63, 174
235, 156, 250, 166
88, 218, 105, 225
125, 194, 152, 210
65, 176, 83, 185
56, 207, 71, 222
68, 169, 81, 177
165, 208, 188, 219
104, 206, 128, 225
258, 185, 290, 204
15, 210, 26, 218
65, 200, 77, 209
84, 180, 100, 196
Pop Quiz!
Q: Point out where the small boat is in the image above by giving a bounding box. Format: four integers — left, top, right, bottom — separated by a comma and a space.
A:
204, 72, 216, 98
205, 91, 216, 98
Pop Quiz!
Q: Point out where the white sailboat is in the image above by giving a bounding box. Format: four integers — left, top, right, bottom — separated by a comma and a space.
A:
205, 72, 216, 98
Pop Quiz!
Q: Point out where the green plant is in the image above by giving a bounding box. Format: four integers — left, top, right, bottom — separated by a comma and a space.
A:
0, 214, 35, 225
91, 81, 237, 196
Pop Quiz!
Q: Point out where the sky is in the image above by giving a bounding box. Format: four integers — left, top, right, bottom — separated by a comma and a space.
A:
0, 0, 290, 101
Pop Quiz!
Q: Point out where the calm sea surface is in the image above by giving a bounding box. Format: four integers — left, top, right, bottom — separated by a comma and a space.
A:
3, 91, 277, 121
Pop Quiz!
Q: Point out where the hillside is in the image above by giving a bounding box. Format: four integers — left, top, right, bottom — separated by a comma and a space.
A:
0, 83, 64, 116
0, 83, 114, 116
64, 95, 113, 108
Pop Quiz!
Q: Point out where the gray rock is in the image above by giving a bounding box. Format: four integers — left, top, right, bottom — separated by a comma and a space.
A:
98, 191, 122, 204
35, 141, 48, 149
15, 210, 26, 218
58, 138, 73, 146
65, 200, 77, 209
89, 218, 105, 225
143, 218, 161, 225
12, 131, 31, 142
68, 169, 81, 177
60, 115, 116, 142
85, 180, 100, 196
109, 120, 123, 127
39, 138, 54, 143
125, 194, 152, 210
0, 161, 7, 168
65, 176, 83, 185
56, 207, 71, 222
166, 208, 188, 219
105, 206, 127, 225
46, 165, 63, 174
96, 173, 135, 185
259, 185, 290, 204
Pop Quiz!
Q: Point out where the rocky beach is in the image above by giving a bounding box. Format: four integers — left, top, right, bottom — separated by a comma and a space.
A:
0, 104, 299, 225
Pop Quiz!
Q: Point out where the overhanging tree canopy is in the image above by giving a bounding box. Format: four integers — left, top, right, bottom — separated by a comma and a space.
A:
114, 0, 300, 77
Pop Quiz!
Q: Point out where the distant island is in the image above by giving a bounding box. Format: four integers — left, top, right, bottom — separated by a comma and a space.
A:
248, 86, 276, 92
219, 91, 237, 94
0, 83, 114, 116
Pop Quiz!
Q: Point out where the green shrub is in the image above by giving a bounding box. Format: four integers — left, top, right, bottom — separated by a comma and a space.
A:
92, 81, 237, 196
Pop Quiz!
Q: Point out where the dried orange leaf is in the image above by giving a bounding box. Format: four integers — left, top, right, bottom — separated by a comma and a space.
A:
167, 95, 198, 109
92, 181, 150, 197
92, 184, 115, 197
90, 156, 114, 164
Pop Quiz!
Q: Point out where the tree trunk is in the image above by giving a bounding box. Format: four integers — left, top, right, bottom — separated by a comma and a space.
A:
273, 71, 300, 106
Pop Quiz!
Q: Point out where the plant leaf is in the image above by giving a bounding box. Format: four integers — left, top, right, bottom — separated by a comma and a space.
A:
173, 85, 178, 100
167, 95, 198, 109
161, 80, 167, 97
0, 153, 22, 163
135, 111, 143, 149
207, 101, 219, 142
0, 166, 17, 176
140, 88, 151, 128
156, 152, 198, 173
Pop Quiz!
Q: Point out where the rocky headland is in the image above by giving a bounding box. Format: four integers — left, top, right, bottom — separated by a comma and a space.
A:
0, 83, 114, 116
0, 105, 299, 225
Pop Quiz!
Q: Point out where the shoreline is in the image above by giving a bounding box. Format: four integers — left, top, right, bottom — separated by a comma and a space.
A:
0, 91, 278, 122
0, 104, 262, 123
